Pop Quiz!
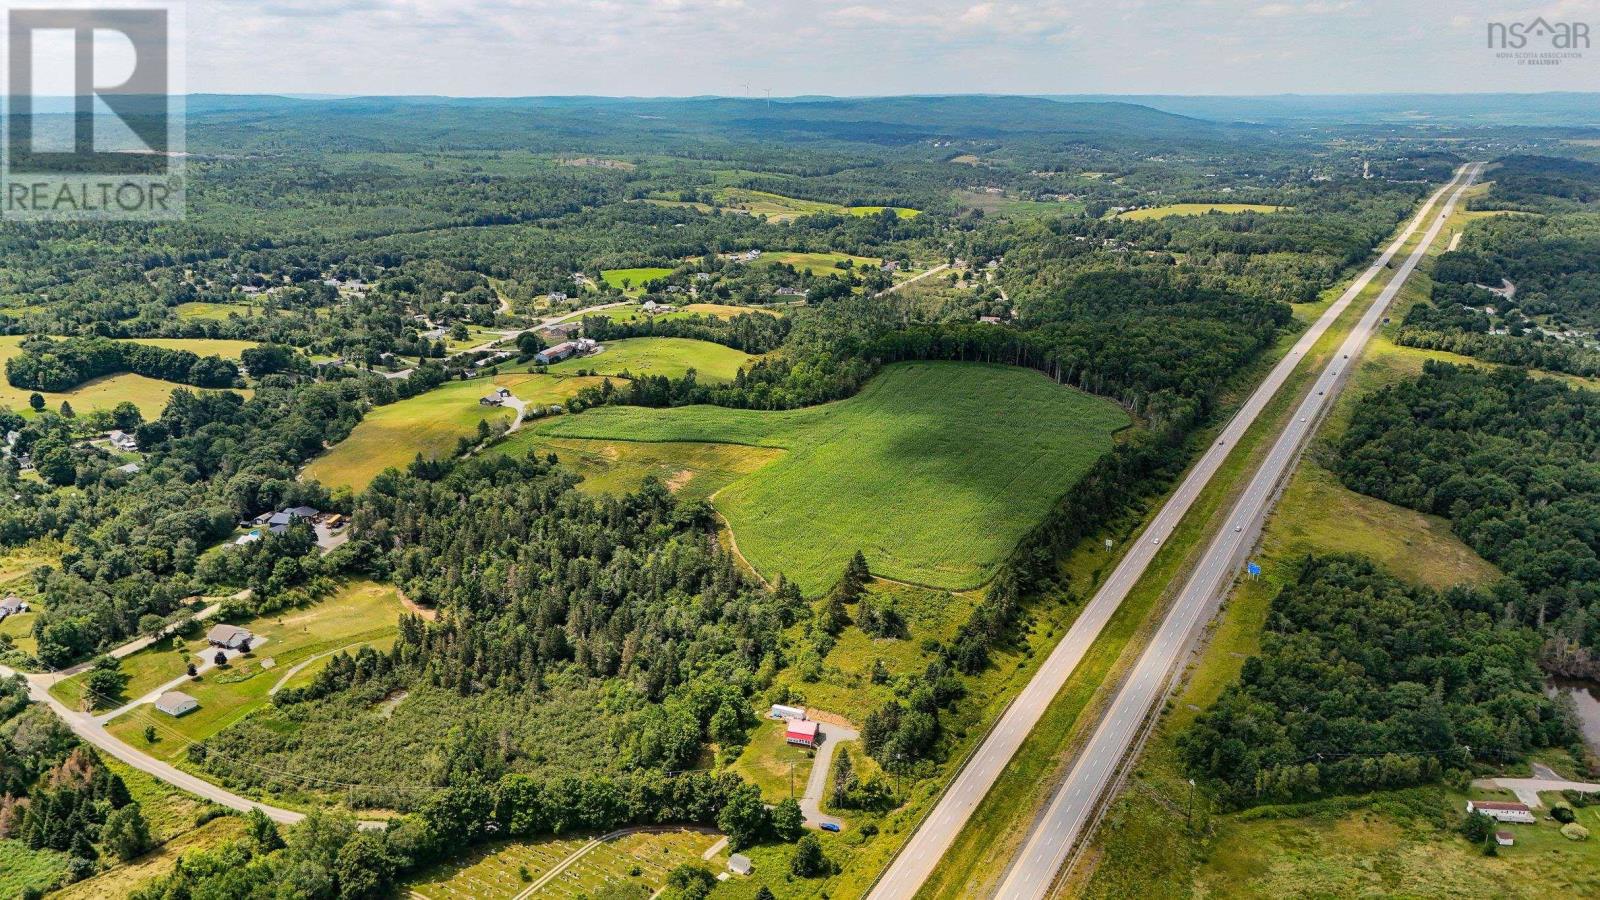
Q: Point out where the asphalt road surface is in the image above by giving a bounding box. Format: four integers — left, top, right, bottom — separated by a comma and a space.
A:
993, 161, 1485, 899
864, 162, 1482, 900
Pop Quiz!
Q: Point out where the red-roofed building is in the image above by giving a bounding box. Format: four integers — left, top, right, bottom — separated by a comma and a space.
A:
785, 719, 819, 747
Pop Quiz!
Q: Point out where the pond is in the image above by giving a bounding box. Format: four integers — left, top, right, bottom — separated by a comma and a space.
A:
1548, 677, 1600, 749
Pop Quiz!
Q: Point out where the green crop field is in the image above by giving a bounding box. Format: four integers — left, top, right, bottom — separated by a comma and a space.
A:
755, 251, 882, 275
538, 361, 1130, 593
0, 335, 256, 418
303, 372, 605, 491
601, 267, 675, 296
545, 337, 754, 383
490, 433, 783, 502
100, 580, 404, 762
1113, 202, 1288, 220
952, 189, 1086, 220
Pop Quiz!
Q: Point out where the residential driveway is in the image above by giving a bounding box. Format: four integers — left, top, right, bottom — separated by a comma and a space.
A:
92, 638, 270, 724
799, 720, 859, 830
1475, 775, 1600, 808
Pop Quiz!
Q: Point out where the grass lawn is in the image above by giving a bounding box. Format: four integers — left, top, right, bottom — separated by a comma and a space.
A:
730, 717, 818, 803
0, 840, 69, 899
489, 433, 783, 503
601, 267, 675, 296
755, 251, 882, 276
96, 581, 404, 761
303, 372, 606, 491
545, 337, 754, 383
443, 325, 505, 353
845, 206, 920, 218
537, 361, 1130, 594
0, 336, 257, 418
1113, 202, 1288, 220
406, 829, 718, 899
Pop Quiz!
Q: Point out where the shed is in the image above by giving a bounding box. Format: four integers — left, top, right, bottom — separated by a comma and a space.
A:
0, 595, 27, 615
728, 853, 753, 876
769, 704, 806, 721
155, 691, 199, 717
1495, 830, 1515, 846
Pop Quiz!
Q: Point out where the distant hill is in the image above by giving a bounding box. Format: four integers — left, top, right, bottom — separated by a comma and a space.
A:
181, 94, 1255, 154
1046, 92, 1600, 128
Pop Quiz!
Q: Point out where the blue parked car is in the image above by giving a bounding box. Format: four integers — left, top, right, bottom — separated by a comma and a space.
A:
821, 822, 841, 833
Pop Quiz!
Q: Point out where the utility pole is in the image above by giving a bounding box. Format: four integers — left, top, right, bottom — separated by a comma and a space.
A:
790, 762, 796, 799
1186, 778, 1196, 832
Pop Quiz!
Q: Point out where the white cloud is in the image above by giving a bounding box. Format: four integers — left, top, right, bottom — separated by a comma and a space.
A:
181, 0, 1600, 96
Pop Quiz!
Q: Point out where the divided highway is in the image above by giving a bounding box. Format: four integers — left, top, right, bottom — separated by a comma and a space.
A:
865, 162, 1483, 900
994, 161, 1485, 898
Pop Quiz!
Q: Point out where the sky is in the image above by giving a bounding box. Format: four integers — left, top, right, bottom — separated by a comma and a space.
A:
180, 0, 1600, 97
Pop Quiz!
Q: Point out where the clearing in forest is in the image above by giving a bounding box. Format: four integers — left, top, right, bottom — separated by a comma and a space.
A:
538, 361, 1130, 594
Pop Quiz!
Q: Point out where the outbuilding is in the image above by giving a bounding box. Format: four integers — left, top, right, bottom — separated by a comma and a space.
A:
769, 704, 806, 721
155, 691, 199, 717
785, 719, 819, 748
728, 853, 753, 876
1495, 830, 1515, 847
0, 595, 27, 616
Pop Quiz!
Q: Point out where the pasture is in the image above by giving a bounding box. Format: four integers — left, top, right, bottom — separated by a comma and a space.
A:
538, 361, 1130, 594
545, 337, 754, 383
101, 580, 405, 763
952, 189, 1086, 220
1113, 202, 1288, 220
302, 372, 604, 491
601, 267, 675, 296
756, 250, 882, 275
0, 335, 256, 418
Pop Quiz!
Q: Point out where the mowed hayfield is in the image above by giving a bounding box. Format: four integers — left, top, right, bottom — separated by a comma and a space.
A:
755, 250, 882, 275
539, 361, 1130, 594
0, 335, 256, 417
711, 188, 920, 223
1113, 202, 1288, 220
601, 267, 674, 296
99, 580, 404, 763
303, 372, 607, 491
544, 337, 754, 383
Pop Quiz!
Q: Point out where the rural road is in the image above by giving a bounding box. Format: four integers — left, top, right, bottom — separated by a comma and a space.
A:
0, 600, 386, 829
799, 720, 858, 830
991, 161, 1485, 899
875, 262, 950, 297
864, 163, 1484, 900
